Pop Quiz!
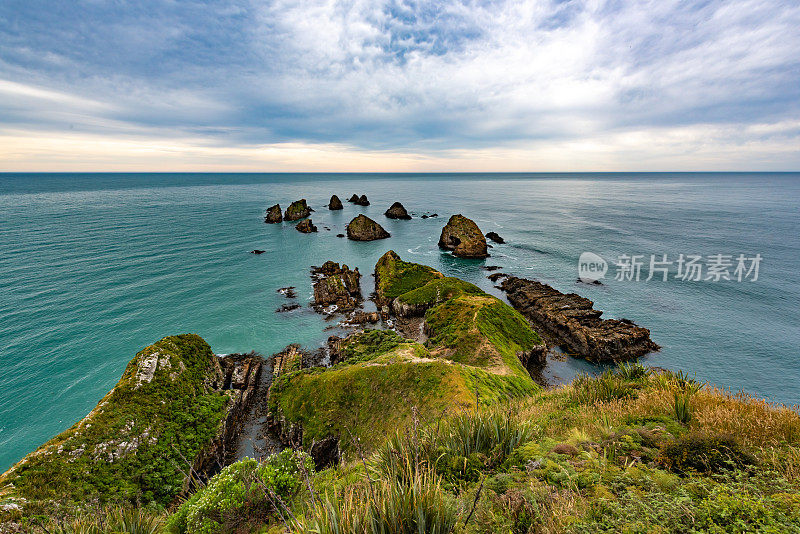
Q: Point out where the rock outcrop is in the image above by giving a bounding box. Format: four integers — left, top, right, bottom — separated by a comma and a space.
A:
328, 195, 343, 210
499, 276, 659, 362
284, 199, 311, 221
438, 214, 489, 258
346, 214, 390, 241
264, 204, 282, 223
357, 194, 370, 206
348, 194, 360, 203
295, 219, 318, 233
486, 231, 505, 244
311, 261, 362, 310
384, 201, 411, 220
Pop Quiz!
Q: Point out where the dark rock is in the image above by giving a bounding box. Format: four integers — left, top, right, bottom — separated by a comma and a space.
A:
577, 278, 603, 286
295, 219, 318, 233
347, 214, 390, 241
499, 276, 660, 362
309, 435, 340, 470
278, 286, 297, 299
430, 213, 438, 217
311, 261, 362, 310
348, 194, 360, 203
357, 194, 370, 206
483, 265, 501, 271
438, 214, 489, 258
284, 199, 311, 221
264, 204, 282, 223
487, 272, 508, 282
276, 303, 301, 313
329, 195, 343, 210
336, 233, 345, 238
385, 201, 411, 220
421, 215, 429, 219
250, 249, 266, 254
486, 231, 505, 244
346, 310, 380, 325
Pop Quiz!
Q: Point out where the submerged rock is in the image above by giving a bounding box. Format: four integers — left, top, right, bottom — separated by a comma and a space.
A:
276, 303, 301, 313
296, 219, 318, 233
438, 214, 489, 258
250, 249, 266, 254
357, 194, 370, 206
499, 276, 660, 362
284, 199, 311, 221
486, 231, 505, 244
348, 194, 360, 203
336, 233, 345, 238
264, 204, 282, 223
346, 214, 390, 241
328, 195, 343, 210
311, 261, 362, 310
384, 201, 411, 220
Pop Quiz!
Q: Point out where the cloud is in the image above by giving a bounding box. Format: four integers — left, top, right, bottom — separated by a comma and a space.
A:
0, 0, 798, 170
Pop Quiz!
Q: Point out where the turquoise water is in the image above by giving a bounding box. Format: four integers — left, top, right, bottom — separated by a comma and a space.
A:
1, 172, 798, 471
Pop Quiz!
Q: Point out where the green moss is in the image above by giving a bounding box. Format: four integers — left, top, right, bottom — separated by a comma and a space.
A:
1, 334, 230, 508
374, 250, 443, 300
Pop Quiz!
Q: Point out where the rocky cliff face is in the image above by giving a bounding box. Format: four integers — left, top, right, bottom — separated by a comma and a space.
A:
438, 214, 489, 258
311, 261, 362, 310
0, 335, 263, 510
264, 204, 282, 223
384, 201, 411, 219
296, 219, 318, 233
328, 195, 343, 210
346, 214, 390, 241
284, 199, 312, 221
500, 276, 659, 362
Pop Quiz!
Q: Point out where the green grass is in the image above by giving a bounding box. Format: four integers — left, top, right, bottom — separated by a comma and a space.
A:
374, 251, 444, 300
394, 277, 484, 307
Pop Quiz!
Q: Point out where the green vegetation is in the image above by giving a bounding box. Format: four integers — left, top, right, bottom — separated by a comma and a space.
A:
374, 250, 443, 300
167, 450, 314, 534
0, 334, 234, 514
394, 277, 483, 307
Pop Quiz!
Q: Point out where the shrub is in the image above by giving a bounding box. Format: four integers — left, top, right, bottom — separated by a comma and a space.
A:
36, 507, 164, 534
673, 391, 693, 424
658, 433, 756, 474
571, 370, 639, 404
167, 449, 314, 534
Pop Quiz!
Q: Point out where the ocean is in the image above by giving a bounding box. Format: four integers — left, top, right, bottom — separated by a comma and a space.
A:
0, 172, 798, 471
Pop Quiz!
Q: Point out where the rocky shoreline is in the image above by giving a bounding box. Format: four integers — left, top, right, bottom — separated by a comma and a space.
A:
499, 275, 660, 362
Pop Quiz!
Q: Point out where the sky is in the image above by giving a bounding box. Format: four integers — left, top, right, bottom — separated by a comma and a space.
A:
0, 0, 798, 172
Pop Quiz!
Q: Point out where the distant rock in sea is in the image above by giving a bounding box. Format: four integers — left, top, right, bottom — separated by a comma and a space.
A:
486, 231, 505, 244
438, 214, 489, 258
347, 214, 390, 241
284, 199, 311, 221
296, 219, 318, 233
250, 249, 266, 254
357, 195, 370, 206
384, 201, 411, 220
348, 194, 359, 203
264, 204, 282, 223
328, 195, 343, 210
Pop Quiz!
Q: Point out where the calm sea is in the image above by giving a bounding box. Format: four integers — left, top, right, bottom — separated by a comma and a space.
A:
1, 172, 798, 470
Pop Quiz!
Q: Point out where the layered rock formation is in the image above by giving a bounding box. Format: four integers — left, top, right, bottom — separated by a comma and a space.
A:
346, 214, 390, 241
284, 199, 312, 221
311, 261, 362, 310
295, 219, 318, 233
264, 204, 282, 223
384, 201, 411, 220
438, 214, 489, 258
328, 195, 343, 210
500, 276, 659, 362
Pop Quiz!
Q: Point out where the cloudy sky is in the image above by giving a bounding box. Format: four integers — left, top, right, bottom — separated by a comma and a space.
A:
1, 0, 798, 171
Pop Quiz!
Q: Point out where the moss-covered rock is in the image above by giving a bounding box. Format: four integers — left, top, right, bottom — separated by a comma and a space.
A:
346, 214, 390, 241
374, 250, 443, 303
284, 199, 311, 221
438, 214, 488, 258
0, 335, 249, 510
264, 204, 282, 223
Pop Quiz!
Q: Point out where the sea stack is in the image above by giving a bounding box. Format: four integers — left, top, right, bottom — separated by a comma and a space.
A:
485, 231, 505, 244
357, 194, 370, 206
438, 214, 489, 258
329, 195, 343, 210
348, 194, 359, 203
284, 199, 311, 221
296, 219, 318, 233
384, 202, 411, 220
264, 204, 282, 223
346, 214, 390, 241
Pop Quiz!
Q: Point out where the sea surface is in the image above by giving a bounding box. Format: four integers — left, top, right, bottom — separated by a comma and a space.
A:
1, 172, 798, 471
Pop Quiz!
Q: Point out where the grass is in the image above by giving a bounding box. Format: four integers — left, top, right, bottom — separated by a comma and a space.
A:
374, 251, 443, 301
394, 277, 484, 307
